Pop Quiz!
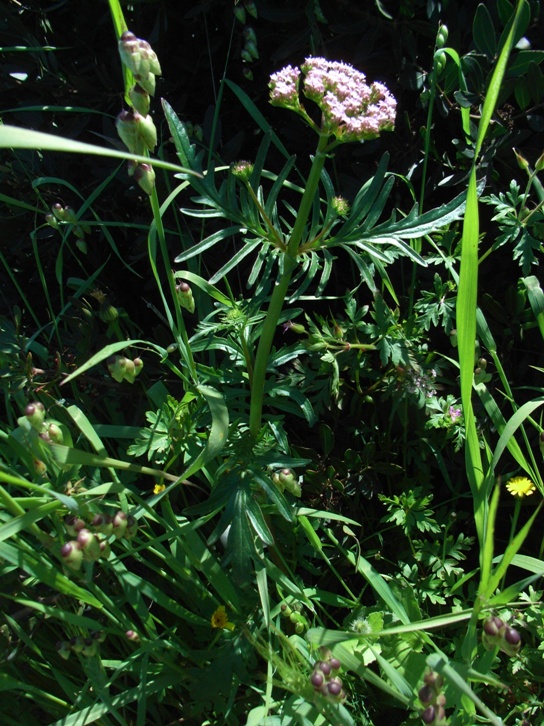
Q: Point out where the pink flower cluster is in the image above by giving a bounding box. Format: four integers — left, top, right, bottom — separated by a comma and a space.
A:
269, 57, 396, 143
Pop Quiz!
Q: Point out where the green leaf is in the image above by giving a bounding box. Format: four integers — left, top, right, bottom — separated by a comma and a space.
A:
473, 3, 498, 59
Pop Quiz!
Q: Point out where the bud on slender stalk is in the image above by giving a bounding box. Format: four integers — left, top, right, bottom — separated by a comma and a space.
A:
133, 163, 156, 195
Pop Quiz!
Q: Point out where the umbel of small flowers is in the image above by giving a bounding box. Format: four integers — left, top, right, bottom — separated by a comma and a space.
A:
269, 57, 396, 146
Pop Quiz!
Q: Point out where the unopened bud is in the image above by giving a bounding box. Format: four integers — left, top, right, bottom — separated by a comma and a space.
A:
245, 1, 258, 18
116, 110, 145, 155
125, 629, 140, 642
234, 5, 246, 23
112, 510, 128, 538
33, 458, 47, 476
47, 422, 64, 444
99, 304, 119, 323
176, 281, 195, 313
535, 151, 544, 172
244, 40, 259, 60
133, 162, 156, 195
65, 515, 86, 537
60, 541, 83, 571
129, 84, 150, 116
45, 213, 59, 229
231, 160, 254, 180
92, 513, 113, 536
107, 355, 127, 383
125, 515, 138, 539
77, 528, 101, 561
513, 148, 530, 171
25, 401, 45, 430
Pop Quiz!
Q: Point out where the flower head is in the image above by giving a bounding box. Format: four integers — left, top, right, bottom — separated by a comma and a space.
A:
449, 405, 462, 421
505, 476, 536, 498
211, 605, 235, 630
153, 483, 166, 495
269, 65, 301, 110
270, 57, 396, 144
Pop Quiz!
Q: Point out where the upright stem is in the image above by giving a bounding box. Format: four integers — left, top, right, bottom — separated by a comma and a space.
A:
248, 134, 329, 438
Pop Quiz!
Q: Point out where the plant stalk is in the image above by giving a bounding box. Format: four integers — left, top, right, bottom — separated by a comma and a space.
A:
248, 135, 329, 438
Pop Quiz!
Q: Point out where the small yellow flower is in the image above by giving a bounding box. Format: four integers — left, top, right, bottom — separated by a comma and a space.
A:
505, 476, 536, 498
153, 483, 166, 495
211, 605, 235, 630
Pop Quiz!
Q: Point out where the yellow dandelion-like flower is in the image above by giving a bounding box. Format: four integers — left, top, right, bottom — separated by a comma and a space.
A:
211, 605, 235, 631
153, 483, 166, 495
505, 476, 536, 498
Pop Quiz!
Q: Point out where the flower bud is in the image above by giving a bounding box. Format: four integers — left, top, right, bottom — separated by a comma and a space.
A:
45, 213, 59, 229
234, 5, 246, 23
231, 160, 254, 180
133, 357, 144, 377
81, 638, 98, 657
77, 528, 101, 562
315, 660, 331, 676
133, 163, 156, 195
99, 304, 119, 323
56, 640, 71, 660
329, 656, 341, 671
65, 515, 86, 537
279, 468, 301, 497
70, 636, 85, 653
25, 401, 45, 430
423, 671, 444, 690
418, 684, 435, 706
33, 458, 47, 476
52, 203, 66, 220
116, 110, 146, 156
283, 320, 306, 335
176, 282, 195, 314
421, 706, 436, 725
129, 84, 150, 116
294, 621, 304, 634
60, 541, 83, 571
92, 513, 113, 536
126, 629, 140, 642
107, 355, 127, 383
240, 48, 253, 64
123, 358, 136, 384
244, 40, 259, 60
332, 196, 350, 216
500, 626, 521, 656
138, 114, 157, 152
47, 422, 64, 444
436, 24, 448, 48
535, 151, 544, 173
242, 67, 254, 81
125, 515, 138, 539
245, 1, 258, 18
311, 670, 324, 689
118, 31, 141, 74
99, 539, 111, 559
135, 71, 156, 96
280, 602, 292, 617
112, 510, 128, 538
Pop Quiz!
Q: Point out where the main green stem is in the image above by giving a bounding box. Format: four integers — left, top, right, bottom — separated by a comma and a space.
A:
248, 134, 329, 438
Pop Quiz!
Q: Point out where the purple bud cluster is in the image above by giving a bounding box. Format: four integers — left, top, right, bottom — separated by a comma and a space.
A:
482, 616, 522, 657
107, 355, 144, 384
418, 671, 447, 725
61, 511, 137, 572
310, 648, 345, 702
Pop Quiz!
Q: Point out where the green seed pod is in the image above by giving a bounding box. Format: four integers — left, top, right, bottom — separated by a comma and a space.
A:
176, 282, 195, 313
33, 458, 47, 476
244, 40, 259, 60
25, 401, 46, 430
133, 357, 144, 376
56, 640, 71, 660
70, 636, 85, 653
434, 50, 446, 75
46, 422, 64, 444
133, 163, 156, 195
535, 151, 544, 172
234, 4, 246, 23
65, 515, 86, 537
60, 541, 83, 571
92, 513, 113, 537
116, 110, 146, 155
240, 48, 253, 63
107, 355, 127, 383
45, 213, 59, 229
138, 114, 157, 152
125, 515, 138, 539
135, 71, 156, 96
123, 358, 136, 384
243, 26, 257, 45
52, 203, 66, 220
112, 510, 128, 539
129, 84, 151, 116
81, 638, 98, 657
118, 31, 141, 74
99, 539, 111, 559
436, 24, 449, 48
99, 303, 119, 323
77, 528, 101, 562
242, 67, 254, 81
245, 1, 258, 18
